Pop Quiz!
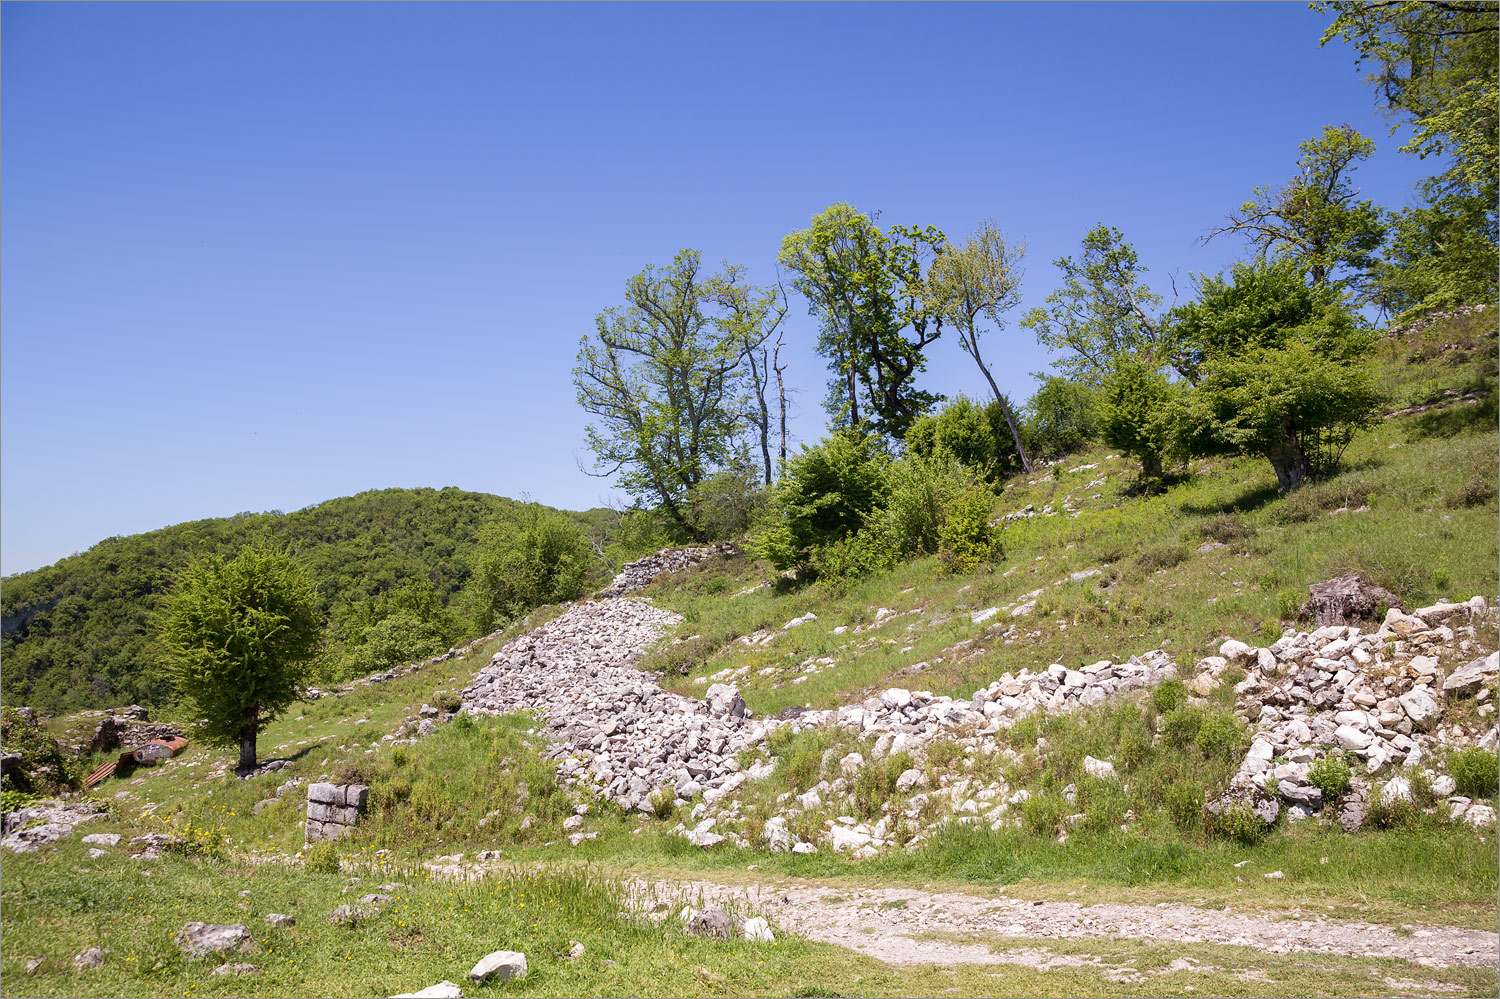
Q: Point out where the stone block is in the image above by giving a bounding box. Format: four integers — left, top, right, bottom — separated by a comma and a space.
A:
307, 782, 339, 805
337, 806, 362, 826
307, 801, 331, 823
345, 784, 369, 810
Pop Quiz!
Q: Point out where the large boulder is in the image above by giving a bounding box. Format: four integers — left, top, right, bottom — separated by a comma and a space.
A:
1300, 574, 1401, 627
1443, 653, 1499, 697
686, 906, 736, 939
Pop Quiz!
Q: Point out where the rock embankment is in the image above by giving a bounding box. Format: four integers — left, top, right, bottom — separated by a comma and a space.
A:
461, 599, 769, 817
1206, 597, 1498, 829
597, 544, 735, 598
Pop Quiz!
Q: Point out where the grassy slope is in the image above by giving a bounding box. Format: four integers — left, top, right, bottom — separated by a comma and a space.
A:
3, 314, 1497, 998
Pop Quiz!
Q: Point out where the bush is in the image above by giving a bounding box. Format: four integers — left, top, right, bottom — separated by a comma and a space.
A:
1020, 792, 1068, 835
1450, 746, 1500, 799
938, 489, 1002, 573
1205, 802, 1270, 844
432, 691, 463, 713
1308, 754, 1352, 802
1150, 679, 1187, 714
648, 783, 678, 819
1160, 706, 1204, 748
1099, 361, 1177, 479
853, 752, 914, 819
905, 395, 1022, 482
1135, 542, 1190, 573
1023, 377, 1100, 459
468, 508, 595, 632
809, 528, 897, 588
304, 840, 341, 873
0, 707, 79, 797
1166, 781, 1205, 831
756, 430, 889, 570
1194, 712, 1248, 764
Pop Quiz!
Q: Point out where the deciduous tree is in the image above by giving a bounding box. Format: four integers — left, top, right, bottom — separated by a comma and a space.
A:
158, 546, 321, 772
928, 219, 1034, 472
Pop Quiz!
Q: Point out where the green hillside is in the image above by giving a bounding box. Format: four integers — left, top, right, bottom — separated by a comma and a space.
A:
0, 488, 606, 713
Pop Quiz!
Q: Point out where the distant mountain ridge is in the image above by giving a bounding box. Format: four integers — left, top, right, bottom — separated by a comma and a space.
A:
1, 487, 598, 713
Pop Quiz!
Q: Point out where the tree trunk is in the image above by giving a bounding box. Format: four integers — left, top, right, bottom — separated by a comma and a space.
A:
1142, 452, 1163, 479
237, 703, 259, 773
774, 339, 789, 475
975, 354, 1034, 473
1268, 443, 1310, 492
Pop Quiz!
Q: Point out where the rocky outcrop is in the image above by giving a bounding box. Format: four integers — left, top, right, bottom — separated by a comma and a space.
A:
1300, 573, 1402, 627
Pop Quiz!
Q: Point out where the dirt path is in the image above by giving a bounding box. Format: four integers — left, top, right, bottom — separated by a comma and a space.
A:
634, 877, 1499, 972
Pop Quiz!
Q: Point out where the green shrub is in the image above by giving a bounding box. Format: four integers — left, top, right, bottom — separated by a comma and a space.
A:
649, 783, 678, 820
1135, 542, 1190, 573
1099, 361, 1178, 480
757, 430, 890, 570
688, 464, 767, 541
1150, 679, 1187, 714
344, 610, 447, 677
1450, 746, 1500, 799
810, 527, 898, 587
1194, 712, 1248, 764
1160, 706, 1204, 748
432, 691, 463, 713
905, 395, 1022, 482
0, 707, 79, 797
1165, 781, 1205, 831
853, 752, 914, 819
0, 788, 36, 813
304, 840, 341, 873
1020, 793, 1068, 835
938, 489, 1002, 574
1023, 376, 1099, 459
1308, 754, 1352, 802
1204, 802, 1270, 844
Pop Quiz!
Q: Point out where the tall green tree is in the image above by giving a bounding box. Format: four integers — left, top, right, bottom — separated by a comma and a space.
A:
1315, 1, 1499, 312
928, 219, 1035, 472
1020, 224, 1182, 387
1175, 260, 1380, 491
1099, 361, 1177, 480
779, 203, 946, 440
1205, 125, 1386, 291
158, 546, 321, 772
466, 508, 594, 633
703, 265, 788, 485
575, 250, 770, 535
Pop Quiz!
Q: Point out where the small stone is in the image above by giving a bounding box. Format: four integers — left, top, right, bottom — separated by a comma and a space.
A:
81, 833, 121, 847
469, 950, 528, 982
1083, 756, 1116, 780
264, 913, 296, 928
686, 907, 735, 939
742, 916, 775, 943
211, 963, 259, 977
567, 941, 585, 962
25, 957, 43, 974
1264, 870, 1285, 880
72, 948, 108, 970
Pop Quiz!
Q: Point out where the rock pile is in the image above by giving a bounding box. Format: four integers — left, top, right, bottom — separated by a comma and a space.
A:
1204, 596, 1498, 829
462, 599, 769, 814
1, 799, 104, 852
597, 544, 736, 598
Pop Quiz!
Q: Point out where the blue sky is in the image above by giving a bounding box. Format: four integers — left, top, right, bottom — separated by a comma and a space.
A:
2, 2, 1433, 575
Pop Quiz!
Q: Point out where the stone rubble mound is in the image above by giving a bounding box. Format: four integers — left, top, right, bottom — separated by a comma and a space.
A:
1206, 596, 1498, 830
461, 599, 769, 813
1, 799, 104, 852
597, 544, 736, 598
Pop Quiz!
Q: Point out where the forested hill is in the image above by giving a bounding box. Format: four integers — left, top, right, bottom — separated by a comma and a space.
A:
1, 487, 598, 713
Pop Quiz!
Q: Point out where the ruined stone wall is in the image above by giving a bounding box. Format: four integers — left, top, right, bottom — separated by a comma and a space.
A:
305, 782, 368, 843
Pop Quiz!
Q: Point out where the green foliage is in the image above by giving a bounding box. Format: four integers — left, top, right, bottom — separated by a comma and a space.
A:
1450, 746, 1500, 799
1316, 2, 1498, 315
779, 203, 946, 440
1205, 802, 1271, 844
1208, 124, 1385, 292
0, 707, 78, 797
1175, 259, 1381, 490
1165, 781, 1204, 832
575, 249, 778, 535
0, 788, 36, 813
808, 528, 898, 589
937, 488, 1002, 574
905, 395, 1022, 482
342, 609, 447, 679
158, 545, 321, 769
1099, 361, 1178, 480
687, 463, 767, 542
852, 751, 914, 819
1150, 678, 1186, 714
467, 508, 595, 633
1, 487, 545, 713
1308, 754, 1353, 802
1023, 376, 1100, 459
755, 430, 890, 571
1020, 224, 1182, 386
1194, 712, 1249, 765
303, 840, 341, 873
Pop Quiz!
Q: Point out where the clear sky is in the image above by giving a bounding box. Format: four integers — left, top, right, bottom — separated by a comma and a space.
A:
1, 2, 1433, 575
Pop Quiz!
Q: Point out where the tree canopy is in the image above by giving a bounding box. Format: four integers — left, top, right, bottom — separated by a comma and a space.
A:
158, 546, 322, 771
